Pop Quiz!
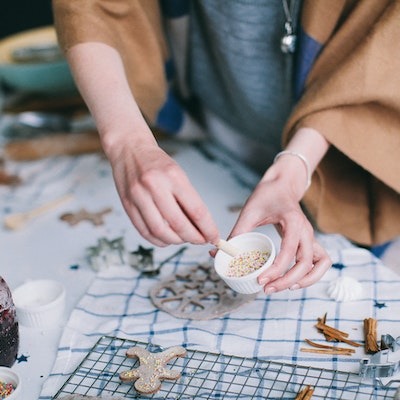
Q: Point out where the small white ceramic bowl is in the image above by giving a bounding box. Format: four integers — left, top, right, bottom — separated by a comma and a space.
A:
214, 232, 276, 294
0, 367, 22, 399
12, 279, 66, 329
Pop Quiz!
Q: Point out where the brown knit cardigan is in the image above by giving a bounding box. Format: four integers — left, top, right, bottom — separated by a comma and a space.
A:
52, 0, 400, 246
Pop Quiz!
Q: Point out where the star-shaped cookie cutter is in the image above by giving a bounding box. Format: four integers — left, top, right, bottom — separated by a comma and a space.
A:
128, 245, 187, 276
128, 245, 155, 274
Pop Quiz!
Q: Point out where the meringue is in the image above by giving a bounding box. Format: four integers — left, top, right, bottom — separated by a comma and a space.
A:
327, 276, 363, 302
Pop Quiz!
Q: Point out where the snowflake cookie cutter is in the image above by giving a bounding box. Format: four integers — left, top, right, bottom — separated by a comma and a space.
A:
150, 263, 256, 320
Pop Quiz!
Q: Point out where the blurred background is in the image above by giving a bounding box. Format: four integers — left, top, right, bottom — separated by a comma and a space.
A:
0, 0, 53, 39
0, 1, 101, 168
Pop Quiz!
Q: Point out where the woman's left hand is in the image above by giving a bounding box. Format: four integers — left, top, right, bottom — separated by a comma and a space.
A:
229, 172, 332, 294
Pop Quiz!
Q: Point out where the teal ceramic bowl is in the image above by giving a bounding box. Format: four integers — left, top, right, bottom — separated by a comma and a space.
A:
0, 26, 76, 95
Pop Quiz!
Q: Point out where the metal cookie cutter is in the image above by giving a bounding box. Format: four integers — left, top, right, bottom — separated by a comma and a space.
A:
359, 334, 400, 385
128, 245, 187, 276
86, 237, 126, 271
128, 245, 155, 274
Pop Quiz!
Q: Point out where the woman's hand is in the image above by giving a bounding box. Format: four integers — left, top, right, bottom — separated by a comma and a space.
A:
108, 140, 220, 247
230, 177, 331, 293
229, 147, 332, 293
65, 42, 219, 247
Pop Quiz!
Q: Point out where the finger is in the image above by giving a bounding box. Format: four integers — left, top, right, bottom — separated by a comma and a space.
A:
126, 205, 169, 247
229, 200, 268, 238
261, 229, 314, 292
294, 242, 332, 288
209, 248, 217, 258
119, 189, 171, 246
229, 212, 256, 238
268, 242, 331, 292
173, 183, 219, 244
154, 192, 208, 245
132, 189, 185, 245
258, 223, 302, 286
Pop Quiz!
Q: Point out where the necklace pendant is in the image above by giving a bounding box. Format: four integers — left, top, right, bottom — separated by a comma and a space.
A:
281, 33, 296, 53
281, 21, 296, 54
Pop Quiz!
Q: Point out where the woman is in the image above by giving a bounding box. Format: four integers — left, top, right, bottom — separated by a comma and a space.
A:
51, 0, 400, 293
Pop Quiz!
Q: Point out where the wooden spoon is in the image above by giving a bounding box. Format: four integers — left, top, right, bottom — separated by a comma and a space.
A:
4, 194, 73, 230
216, 239, 241, 257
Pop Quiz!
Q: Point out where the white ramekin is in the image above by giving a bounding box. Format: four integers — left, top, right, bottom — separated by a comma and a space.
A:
214, 232, 276, 294
12, 279, 66, 329
0, 367, 22, 399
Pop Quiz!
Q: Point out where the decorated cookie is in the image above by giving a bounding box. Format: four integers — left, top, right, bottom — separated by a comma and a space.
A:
150, 263, 256, 320
120, 345, 186, 394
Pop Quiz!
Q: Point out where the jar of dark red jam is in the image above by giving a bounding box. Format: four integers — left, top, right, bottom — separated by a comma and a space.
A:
0, 277, 19, 367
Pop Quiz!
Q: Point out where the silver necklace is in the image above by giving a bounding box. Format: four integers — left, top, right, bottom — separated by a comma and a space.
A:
281, 0, 297, 54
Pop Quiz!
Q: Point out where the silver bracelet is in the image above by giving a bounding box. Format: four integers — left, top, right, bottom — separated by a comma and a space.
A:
273, 150, 312, 190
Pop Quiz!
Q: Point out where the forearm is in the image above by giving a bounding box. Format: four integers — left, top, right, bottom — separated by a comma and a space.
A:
65, 42, 157, 156
263, 127, 330, 200
62, 43, 219, 247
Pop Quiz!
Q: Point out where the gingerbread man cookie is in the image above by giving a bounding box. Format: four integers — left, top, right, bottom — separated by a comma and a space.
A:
60, 396, 124, 400
59, 207, 112, 226
120, 345, 186, 394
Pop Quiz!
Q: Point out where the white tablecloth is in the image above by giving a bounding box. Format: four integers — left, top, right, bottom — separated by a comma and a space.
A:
1, 141, 399, 399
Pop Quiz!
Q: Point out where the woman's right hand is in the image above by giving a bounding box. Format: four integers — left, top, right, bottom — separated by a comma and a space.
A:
65, 42, 219, 247
106, 139, 219, 247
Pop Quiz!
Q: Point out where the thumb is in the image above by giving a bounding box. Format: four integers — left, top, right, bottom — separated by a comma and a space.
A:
228, 212, 255, 240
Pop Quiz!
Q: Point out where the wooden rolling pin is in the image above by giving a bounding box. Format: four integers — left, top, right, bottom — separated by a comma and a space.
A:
4, 131, 102, 161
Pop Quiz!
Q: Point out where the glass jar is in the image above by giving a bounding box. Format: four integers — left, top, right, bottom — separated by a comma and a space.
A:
0, 277, 19, 367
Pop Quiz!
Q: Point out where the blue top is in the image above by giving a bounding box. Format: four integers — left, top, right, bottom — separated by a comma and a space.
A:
188, 0, 299, 165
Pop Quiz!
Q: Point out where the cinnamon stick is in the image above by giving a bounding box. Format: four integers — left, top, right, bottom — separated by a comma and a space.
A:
300, 348, 354, 356
363, 318, 380, 354
302, 314, 361, 360
304, 339, 355, 353
315, 321, 349, 338
295, 385, 314, 400
315, 317, 361, 347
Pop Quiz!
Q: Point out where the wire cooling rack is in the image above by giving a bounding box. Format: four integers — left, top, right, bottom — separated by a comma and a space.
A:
53, 335, 397, 399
